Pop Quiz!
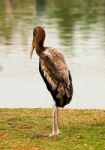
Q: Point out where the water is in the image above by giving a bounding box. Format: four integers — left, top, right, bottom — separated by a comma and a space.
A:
0, 0, 105, 109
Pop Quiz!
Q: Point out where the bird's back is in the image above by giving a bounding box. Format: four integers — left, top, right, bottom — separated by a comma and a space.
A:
39, 47, 73, 107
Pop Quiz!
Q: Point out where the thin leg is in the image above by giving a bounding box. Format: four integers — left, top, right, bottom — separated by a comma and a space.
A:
56, 107, 60, 135
49, 102, 60, 137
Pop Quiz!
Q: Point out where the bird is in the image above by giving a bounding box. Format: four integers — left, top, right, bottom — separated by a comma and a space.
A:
30, 26, 73, 137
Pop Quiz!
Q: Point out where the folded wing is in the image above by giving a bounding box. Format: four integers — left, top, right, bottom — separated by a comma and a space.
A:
39, 48, 73, 107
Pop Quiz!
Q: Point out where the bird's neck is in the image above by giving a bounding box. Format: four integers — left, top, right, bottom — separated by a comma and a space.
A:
35, 38, 45, 56
36, 45, 44, 56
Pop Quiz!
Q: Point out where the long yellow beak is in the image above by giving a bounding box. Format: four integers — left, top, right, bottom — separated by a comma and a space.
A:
30, 38, 35, 59
30, 46, 34, 59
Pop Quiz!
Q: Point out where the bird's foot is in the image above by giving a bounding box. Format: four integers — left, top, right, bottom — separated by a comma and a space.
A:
49, 133, 58, 137
49, 130, 60, 137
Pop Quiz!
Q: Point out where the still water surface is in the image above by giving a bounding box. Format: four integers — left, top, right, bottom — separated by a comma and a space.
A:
0, 0, 105, 109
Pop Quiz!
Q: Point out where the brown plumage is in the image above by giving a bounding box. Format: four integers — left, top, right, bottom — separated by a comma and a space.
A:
30, 26, 73, 136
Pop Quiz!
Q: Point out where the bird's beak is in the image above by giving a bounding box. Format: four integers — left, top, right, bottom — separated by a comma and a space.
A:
30, 39, 35, 59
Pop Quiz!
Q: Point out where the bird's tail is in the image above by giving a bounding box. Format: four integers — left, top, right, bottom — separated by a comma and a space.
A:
55, 82, 73, 107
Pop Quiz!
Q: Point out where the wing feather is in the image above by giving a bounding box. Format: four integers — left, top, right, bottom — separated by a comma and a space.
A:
40, 48, 70, 84
39, 48, 73, 107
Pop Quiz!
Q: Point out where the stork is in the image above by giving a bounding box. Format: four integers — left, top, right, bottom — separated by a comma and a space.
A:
30, 26, 73, 137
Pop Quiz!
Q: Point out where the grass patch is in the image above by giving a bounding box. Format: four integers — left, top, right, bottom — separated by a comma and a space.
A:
0, 108, 105, 150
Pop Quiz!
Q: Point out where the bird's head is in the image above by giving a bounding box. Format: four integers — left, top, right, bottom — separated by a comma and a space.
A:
30, 26, 46, 59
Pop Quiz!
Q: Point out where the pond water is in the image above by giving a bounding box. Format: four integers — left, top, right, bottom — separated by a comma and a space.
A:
0, 0, 105, 109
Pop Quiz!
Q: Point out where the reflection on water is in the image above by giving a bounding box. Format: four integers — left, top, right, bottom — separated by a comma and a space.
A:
6, 0, 13, 15
0, 0, 105, 109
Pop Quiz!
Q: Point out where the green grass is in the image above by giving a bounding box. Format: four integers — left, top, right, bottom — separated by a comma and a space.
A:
0, 109, 105, 150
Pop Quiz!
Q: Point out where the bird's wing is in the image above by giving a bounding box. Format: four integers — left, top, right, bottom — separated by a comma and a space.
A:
39, 48, 73, 107
39, 48, 71, 85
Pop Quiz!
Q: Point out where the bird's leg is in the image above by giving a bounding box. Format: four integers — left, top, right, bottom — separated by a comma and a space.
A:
56, 106, 60, 135
49, 103, 60, 137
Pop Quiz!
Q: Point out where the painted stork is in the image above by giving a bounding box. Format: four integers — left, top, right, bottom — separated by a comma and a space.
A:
30, 26, 73, 137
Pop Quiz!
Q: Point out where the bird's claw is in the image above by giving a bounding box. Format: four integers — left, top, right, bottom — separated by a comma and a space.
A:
49, 131, 60, 137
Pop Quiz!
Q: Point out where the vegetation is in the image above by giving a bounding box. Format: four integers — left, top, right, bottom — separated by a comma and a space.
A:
0, 0, 105, 43
0, 108, 105, 150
